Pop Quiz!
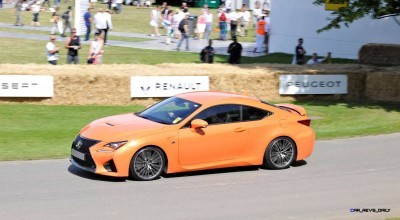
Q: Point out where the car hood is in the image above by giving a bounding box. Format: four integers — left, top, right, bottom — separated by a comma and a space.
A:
79, 113, 165, 142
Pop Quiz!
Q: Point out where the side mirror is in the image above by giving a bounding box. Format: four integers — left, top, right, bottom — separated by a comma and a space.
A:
191, 119, 208, 129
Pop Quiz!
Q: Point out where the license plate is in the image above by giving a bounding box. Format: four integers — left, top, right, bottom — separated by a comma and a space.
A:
71, 149, 86, 161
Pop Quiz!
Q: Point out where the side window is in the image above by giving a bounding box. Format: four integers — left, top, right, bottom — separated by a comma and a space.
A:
192, 105, 241, 125
242, 105, 270, 121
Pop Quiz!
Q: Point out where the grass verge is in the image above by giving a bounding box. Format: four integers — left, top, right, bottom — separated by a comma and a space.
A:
0, 104, 142, 160
1, 101, 399, 161
0, 37, 356, 64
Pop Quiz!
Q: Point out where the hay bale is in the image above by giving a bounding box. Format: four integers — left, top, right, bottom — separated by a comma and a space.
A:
0, 64, 399, 105
359, 44, 400, 66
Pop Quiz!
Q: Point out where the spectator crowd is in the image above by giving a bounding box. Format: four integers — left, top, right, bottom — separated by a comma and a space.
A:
11, 0, 331, 65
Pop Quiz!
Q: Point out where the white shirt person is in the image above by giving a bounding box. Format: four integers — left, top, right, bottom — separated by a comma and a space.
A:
307, 52, 331, 64
46, 36, 59, 65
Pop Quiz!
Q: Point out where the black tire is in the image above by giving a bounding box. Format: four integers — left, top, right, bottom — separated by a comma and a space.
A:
129, 147, 165, 181
264, 137, 296, 169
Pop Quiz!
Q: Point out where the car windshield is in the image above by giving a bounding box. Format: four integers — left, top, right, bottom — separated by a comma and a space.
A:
137, 97, 201, 125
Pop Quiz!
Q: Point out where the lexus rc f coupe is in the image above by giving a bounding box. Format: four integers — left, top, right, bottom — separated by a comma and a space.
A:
70, 91, 315, 181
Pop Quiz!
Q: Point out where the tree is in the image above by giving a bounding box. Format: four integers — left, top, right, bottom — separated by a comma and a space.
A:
313, 0, 400, 33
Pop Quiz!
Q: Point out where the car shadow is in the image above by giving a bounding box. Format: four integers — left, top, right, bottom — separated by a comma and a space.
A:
68, 161, 308, 182
291, 160, 308, 167
67, 165, 127, 182
258, 160, 308, 170
162, 166, 261, 179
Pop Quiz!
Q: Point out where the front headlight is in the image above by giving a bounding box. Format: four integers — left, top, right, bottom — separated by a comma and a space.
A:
103, 141, 128, 150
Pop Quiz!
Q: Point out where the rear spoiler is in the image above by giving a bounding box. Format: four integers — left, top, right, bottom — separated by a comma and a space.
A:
276, 104, 307, 116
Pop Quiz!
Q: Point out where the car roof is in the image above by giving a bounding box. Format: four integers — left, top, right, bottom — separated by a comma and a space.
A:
176, 91, 261, 105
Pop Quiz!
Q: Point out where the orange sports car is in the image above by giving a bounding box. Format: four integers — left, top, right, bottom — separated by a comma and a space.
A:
70, 91, 315, 181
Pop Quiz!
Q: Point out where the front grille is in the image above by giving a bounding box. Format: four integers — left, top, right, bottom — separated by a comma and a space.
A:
72, 154, 96, 168
72, 135, 99, 153
71, 135, 100, 168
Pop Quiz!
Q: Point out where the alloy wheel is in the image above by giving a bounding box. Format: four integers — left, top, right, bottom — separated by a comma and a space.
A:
132, 147, 164, 181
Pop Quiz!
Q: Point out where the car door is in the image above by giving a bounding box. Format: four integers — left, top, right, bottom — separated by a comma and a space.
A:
178, 104, 248, 166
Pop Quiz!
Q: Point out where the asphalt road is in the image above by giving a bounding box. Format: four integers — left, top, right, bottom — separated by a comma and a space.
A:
1, 133, 400, 220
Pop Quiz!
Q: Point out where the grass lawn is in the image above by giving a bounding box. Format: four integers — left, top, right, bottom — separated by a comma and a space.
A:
0, 37, 356, 64
0, 37, 221, 64
294, 100, 400, 139
0, 3, 257, 42
0, 104, 142, 160
1, 101, 399, 161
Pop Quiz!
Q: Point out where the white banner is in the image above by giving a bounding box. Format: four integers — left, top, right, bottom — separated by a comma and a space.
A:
131, 76, 209, 97
279, 75, 348, 94
75, 0, 90, 36
0, 75, 54, 97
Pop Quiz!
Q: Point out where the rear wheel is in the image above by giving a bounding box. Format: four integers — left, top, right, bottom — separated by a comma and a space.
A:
264, 137, 296, 169
130, 147, 165, 181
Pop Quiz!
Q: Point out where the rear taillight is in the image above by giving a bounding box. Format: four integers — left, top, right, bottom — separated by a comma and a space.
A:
298, 119, 311, 127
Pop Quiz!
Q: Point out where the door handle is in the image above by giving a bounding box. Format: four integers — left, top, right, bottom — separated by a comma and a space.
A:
234, 127, 246, 132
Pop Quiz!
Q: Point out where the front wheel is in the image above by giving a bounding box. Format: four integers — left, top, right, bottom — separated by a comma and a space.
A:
264, 137, 296, 169
130, 147, 165, 181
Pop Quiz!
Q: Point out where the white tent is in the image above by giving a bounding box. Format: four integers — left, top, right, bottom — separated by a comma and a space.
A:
268, 0, 400, 59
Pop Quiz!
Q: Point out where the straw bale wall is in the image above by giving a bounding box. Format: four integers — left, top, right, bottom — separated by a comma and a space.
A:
0, 64, 399, 105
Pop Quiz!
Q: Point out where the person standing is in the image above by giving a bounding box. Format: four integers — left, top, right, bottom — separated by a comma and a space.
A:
294, 38, 306, 65
253, 1, 262, 29
88, 32, 104, 64
228, 9, 240, 39
196, 10, 207, 39
51, 7, 63, 36
239, 6, 250, 37
201, 39, 215, 63
83, 8, 93, 41
41, 0, 50, 8
161, 1, 167, 12
263, 10, 271, 52
306, 52, 331, 64
254, 15, 266, 53
64, 28, 81, 64
218, 8, 227, 41
150, 6, 161, 36
14, 0, 24, 26
94, 8, 105, 33
107, 0, 112, 10
62, 6, 72, 37
90, 0, 97, 9
161, 4, 170, 31
103, 9, 112, 45
115, 0, 123, 14
176, 13, 190, 51
46, 35, 60, 65
31, 1, 41, 27
172, 8, 184, 40
180, 2, 188, 13
204, 9, 213, 40
227, 36, 242, 64
165, 10, 173, 45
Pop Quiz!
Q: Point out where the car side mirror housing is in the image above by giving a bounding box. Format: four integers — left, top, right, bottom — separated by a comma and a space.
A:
191, 119, 208, 129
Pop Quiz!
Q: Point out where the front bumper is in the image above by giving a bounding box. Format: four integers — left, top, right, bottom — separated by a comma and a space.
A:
70, 135, 129, 177
70, 157, 96, 173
